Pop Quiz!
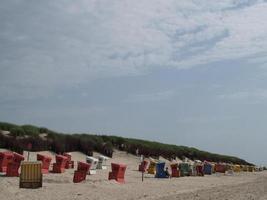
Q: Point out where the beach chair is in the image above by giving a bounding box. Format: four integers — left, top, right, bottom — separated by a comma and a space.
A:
147, 159, 157, 174
86, 156, 98, 174
19, 161, 42, 188
215, 163, 226, 173
170, 163, 180, 177
63, 153, 74, 169
52, 155, 68, 173
6, 152, 24, 177
195, 164, 204, 176
233, 165, 241, 173
73, 162, 91, 183
192, 160, 204, 176
179, 163, 190, 176
0, 151, 14, 173
77, 161, 91, 173
108, 163, 127, 183
97, 155, 109, 169
248, 166, 255, 172
155, 162, 169, 178
37, 154, 52, 174
242, 165, 249, 172
203, 162, 213, 175
139, 160, 149, 172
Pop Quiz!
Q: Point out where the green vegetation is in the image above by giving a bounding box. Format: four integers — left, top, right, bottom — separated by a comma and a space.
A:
10, 127, 25, 137
0, 121, 252, 165
0, 122, 19, 131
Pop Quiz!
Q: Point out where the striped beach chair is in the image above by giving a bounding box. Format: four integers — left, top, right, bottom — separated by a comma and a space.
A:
19, 161, 42, 189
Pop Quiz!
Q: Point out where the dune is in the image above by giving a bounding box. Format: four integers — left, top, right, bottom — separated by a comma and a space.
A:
67, 151, 87, 162
0, 148, 9, 152
23, 151, 56, 162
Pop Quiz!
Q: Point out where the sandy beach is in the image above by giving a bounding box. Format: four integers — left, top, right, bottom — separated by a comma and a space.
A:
0, 149, 266, 200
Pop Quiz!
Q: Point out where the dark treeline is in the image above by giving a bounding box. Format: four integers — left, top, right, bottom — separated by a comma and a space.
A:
0, 122, 252, 165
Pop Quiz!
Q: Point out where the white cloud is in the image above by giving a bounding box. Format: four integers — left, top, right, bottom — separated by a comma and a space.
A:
1, 0, 267, 100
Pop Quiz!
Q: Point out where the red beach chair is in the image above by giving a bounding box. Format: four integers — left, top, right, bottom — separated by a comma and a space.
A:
63, 153, 74, 169
37, 154, 52, 174
73, 162, 91, 183
6, 152, 24, 177
138, 160, 149, 172
170, 163, 180, 177
52, 155, 68, 173
0, 152, 14, 173
77, 161, 91, 173
196, 165, 204, 176
108, 163, 127, 183
215, 163, 226, 173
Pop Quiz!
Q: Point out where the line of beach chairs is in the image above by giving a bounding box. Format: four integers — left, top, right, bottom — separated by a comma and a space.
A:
0, 151, 263, 188
138, 157, 263, 178
0, 151, 128, 188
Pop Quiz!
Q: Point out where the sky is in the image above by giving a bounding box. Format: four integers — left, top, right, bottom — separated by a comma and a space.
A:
1, 0, 267, 165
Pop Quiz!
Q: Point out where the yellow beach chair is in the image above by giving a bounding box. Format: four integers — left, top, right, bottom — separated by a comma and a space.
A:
241, 165, 249, 172
19, 161, 42, 189
248, 166, 255, 172
233, 165, 241, 173
147, 159, 157, 174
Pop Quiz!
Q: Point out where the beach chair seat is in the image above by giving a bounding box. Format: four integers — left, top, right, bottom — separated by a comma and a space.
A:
13, 152, 25, 164
77, 161, 91, 173
108, 163, 127, 183
97, 155, 109, 169
19, 161, 42, 189
6, 152, 24, 177
179, 163, 190, 177
233, 165, 241, 173
203, 162, 213, 175
248, 166, 255, 172
215, 163, 227, 173
241, 165, 249, 172
147, 160, 157, 174
37, 154, 52, 174
138, 160, 149, 172
52, 155, 68, 173
63, 153, 74, 169
52, 164, 64, 173
196, 165, 204, 176
0, 152, 14, 173
155, 162, 169, 178
86, 156, 98, 174
73, 170, 87, 183
6, 163, 20, 177
72, 162, 90, 183
170, 163, 180, 177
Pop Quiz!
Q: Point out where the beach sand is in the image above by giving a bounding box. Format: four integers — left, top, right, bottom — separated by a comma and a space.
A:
0, 149, 266, 200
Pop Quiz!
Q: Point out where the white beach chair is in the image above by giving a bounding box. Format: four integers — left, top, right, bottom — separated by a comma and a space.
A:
97, 155, 109, 170
86, 156, 99, 174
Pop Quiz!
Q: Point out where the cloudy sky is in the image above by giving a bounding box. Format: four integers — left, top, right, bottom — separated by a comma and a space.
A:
1, 0, 267, 165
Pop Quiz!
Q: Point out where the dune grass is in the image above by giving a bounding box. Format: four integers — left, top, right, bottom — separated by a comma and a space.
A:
0, 121, 252, 165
